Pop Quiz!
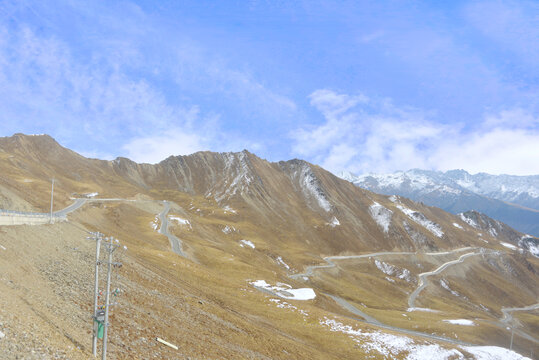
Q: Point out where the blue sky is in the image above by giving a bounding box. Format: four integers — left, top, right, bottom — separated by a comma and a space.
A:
0, 0, 538, 175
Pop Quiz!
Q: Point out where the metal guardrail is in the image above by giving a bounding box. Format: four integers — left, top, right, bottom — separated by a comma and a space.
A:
0, 209, 64, 218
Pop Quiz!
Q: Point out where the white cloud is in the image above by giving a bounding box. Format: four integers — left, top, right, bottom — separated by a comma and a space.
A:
295, 89, 539, 175
122, 128, 208, 164
0, 3, 296, 159
432, 127, 539, 175
309, 89, 368, 117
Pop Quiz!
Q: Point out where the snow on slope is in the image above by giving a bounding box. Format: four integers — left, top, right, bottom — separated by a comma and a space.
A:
501, 242, 517, 250
459, 213, 478, 228
440, 279, 461, 297
239, 239, 255, 249
250, 280, 316, 300
339, 169, 539, 206
150, 216, 159, 231
396, 204, 444, 237
519, 235, 539, 257
223, 205, 237, 214
214, 151, 254, 202
300, 165, 332, 212
453, 222, 463, 229
443, 319, 475, 326
328, 216, 340, 227
169, 216, 190, 226
222, 225, 236, 234
369, 201, 393, 233
462, 346, 531, 360
345, 170, 462, 195
374, 259, 412, 282
276, 256, 291, 270
320, 317, 530, 359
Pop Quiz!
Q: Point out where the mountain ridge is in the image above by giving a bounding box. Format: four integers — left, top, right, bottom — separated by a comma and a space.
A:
339, 169, 539, 237
0, 133, 538, 359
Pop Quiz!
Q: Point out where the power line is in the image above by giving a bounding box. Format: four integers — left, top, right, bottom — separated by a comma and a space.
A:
88, 233, 127, 359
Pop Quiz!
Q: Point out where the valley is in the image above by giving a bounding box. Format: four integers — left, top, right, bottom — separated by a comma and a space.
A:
0, 134, 537, 359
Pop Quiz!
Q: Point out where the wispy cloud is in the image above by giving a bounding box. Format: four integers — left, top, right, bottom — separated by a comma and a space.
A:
122, 128, 208, 164
0, 0, 537, 173
294, 89, 539, 175
0, 0, 296, 161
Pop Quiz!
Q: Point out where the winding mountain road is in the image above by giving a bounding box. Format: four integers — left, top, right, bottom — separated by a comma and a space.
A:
2, 197, 187, 258
4, 198, 537, 348
501, 303, 539, 325
157, 201, 186, 257
325, 293, 475, 346
289, 247, 538, 348
290, 247, 475, 280
407, 251, 480, 308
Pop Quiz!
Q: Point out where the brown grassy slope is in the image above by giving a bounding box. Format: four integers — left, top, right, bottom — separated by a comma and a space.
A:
0, 134, 514, 256
0, 201, 404, 359
1, 133, 538, 358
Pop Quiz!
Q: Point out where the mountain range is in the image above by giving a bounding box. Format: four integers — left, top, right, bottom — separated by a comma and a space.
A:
0, 134, 537, 359
339, 169, 539, 237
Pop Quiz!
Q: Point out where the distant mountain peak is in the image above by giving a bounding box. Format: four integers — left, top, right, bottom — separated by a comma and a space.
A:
338, 168, 539, 237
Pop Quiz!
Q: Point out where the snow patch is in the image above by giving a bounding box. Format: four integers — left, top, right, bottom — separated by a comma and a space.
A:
443, 319, 475, 326
223, 205, 237, 214
501, 242, 517, 250
150, 216, 159, 231
169, 216, 191, 228
239, 240, 255, 249
440, 279, 460, 297
453, 222, 463, 229
222, 225, 236, 234
462, 346, 531, 360
369, 202, 393, 233
320, 317, 464, 359
276, 256, 291, 270
298, 165, 332, 212
269, 299, 309, 317
518, 236, 539, 257
374, 260, 412, 282
250, 280, 316, 300
396, 204, 444, 237
328, 217, 340, 227
407, 307, 440, 313
459, 213, 478, 228
214, 152, 254, 202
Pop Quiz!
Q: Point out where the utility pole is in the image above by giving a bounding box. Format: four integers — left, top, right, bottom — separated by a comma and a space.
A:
50, 178, 55, 223
102, 237, 114, 360
91, 232, 103, 357
510, 323, 514, 350
89, 233, 125, 359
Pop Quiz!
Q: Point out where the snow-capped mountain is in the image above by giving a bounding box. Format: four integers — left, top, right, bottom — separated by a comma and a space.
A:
1, 134, 538, 359
443, 170, 539, 210
338, 169, 539, 237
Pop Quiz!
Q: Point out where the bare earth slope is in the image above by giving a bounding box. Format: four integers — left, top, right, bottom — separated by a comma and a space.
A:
0, 134, 537, 359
